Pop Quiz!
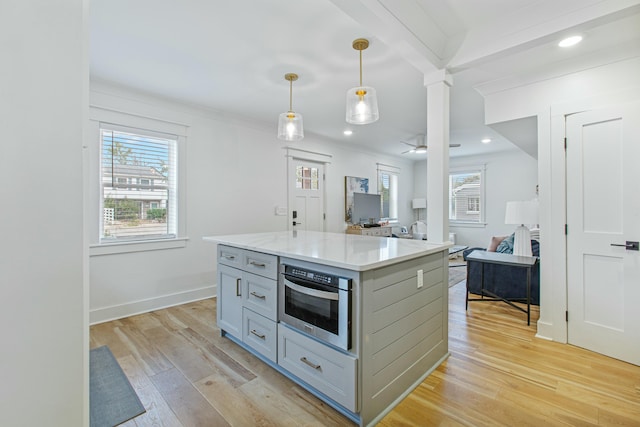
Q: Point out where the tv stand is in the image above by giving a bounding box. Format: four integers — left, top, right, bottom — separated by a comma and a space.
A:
346, 225, 392, 237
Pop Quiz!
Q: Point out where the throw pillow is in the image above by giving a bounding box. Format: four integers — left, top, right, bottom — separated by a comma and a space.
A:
496, 233, 515, 253
487, 235, 508, 252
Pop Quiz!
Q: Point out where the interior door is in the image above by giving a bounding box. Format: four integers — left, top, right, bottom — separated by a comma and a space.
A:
289, 159, 324, 232
566, 102, 640, 365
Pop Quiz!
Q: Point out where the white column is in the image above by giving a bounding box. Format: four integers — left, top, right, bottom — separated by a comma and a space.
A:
2, 1, 87, 426
425, 71, 452, 244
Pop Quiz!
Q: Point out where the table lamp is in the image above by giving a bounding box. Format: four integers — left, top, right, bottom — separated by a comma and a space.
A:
412, 198, 426, 221
505, 200, 539, 256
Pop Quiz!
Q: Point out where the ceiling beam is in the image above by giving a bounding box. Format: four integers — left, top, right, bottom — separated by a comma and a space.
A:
328, 0, 444, 74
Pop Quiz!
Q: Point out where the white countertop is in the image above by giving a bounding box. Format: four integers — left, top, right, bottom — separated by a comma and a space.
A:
203, 230, 451, 271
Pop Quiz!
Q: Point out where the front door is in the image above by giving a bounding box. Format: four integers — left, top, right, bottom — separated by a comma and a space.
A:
288, 159, 324, 232
566, 102, 640, 365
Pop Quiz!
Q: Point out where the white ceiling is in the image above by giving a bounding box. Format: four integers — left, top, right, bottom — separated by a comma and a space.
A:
90, 0, 640, 159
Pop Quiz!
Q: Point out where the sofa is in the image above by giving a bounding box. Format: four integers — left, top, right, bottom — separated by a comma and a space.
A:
463, 235, 540, 305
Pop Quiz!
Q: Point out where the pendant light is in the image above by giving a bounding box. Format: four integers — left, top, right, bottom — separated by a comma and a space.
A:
277, 73, 304, 141
346, 38, 379, 125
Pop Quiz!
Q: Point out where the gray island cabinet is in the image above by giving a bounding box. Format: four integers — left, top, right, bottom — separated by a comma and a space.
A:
204, 230, 451, 426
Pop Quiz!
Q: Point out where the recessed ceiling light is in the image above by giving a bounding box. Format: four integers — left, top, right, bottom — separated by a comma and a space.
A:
558, 35, 582, 48
481, 138, 491, 144
343, 130, 353, 136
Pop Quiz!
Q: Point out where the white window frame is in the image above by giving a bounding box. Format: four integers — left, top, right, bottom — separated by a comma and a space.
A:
377, 163, 400, 223
88, 107, 188, 255
449, 164, 486, 227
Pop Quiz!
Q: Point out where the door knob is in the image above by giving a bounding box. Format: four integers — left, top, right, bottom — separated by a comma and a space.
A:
610, 241, 639, 251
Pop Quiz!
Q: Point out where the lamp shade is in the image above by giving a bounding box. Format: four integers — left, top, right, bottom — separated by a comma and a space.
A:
346, 86, 379, 124
277, 73, 303, 141
277, 111, 304, 141
505, 200, 539, 225
412, 198, 426, 209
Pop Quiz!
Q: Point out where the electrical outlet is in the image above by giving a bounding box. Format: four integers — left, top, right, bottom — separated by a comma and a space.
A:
417, 269, 423, 288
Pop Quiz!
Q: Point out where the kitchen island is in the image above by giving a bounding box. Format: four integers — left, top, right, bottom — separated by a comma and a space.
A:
204, 230, 451, 426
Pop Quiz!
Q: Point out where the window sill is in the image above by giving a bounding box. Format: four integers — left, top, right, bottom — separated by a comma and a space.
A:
450, 222, 487, 229
90, 237, 188, 256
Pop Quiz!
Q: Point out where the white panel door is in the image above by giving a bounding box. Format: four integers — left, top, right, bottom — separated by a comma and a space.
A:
289, 159, 324, 232
566, 102, 640, 365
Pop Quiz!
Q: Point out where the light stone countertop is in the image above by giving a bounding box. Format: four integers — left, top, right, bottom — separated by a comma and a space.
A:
203, 230, 451, 271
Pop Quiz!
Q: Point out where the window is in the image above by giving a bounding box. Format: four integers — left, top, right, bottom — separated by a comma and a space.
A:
449, 166, 485, 225
377, 163, 399, 222
100, 125, 177, 242
295, 165, 319, 190
467, 197, 480, 213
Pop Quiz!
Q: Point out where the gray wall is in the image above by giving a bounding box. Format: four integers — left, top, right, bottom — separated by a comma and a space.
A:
1, 1, 86, 425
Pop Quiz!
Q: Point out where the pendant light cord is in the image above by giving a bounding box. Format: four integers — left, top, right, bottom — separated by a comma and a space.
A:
359, 49, 363, 87
289, 78, 293, 112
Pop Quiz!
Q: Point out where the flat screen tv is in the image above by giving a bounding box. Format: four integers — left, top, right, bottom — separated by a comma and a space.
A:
352, 192, 381, 224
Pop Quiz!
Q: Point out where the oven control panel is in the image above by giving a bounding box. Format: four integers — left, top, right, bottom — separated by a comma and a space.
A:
284, 265, 336, 286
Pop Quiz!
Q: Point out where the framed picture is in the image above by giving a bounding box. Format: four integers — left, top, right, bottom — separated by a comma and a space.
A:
345, 176, 369, 222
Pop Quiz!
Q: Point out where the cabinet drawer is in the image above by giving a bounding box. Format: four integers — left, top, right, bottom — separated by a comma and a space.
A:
243, 272, 277, 321
218, 245, 243, 268
278, 325, 357, 412
242, 250, 278, 280
243, 308, 277, 363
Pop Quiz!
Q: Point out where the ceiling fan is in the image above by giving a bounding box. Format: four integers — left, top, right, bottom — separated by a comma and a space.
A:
400, 134, 460, 154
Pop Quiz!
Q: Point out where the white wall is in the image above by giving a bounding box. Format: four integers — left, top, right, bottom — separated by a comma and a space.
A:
413, 150, 538, 248
450, 150, 538, 248
88, 81, 415, 323
1, 1, 87, 426
483, 56, 640, 342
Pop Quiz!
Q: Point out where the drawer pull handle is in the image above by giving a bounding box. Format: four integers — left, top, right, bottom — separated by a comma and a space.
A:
223, 254, 236, 260
250, 291, 266, 300
249, 261, 266, 268
236, 278, 241, 297
300, 357, 321, 370
250, 329, 265, 340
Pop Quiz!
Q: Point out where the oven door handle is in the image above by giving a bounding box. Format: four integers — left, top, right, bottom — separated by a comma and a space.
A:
284, 279, 339, 301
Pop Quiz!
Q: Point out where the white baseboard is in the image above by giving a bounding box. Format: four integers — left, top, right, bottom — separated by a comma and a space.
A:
535, 319, 555, 341
90, 285, 216, 325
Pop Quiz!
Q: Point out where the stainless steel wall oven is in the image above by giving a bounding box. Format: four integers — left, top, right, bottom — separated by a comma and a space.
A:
279, 264, 352, 351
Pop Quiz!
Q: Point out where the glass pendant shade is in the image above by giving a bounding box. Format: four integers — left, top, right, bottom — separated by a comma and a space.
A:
346, 86, 379, 124
277, 72, 304, 141
277, 111, 304, 141
346, 38, 379, 125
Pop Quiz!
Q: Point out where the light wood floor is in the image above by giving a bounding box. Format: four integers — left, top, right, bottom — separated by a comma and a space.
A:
90, 281, 640, 426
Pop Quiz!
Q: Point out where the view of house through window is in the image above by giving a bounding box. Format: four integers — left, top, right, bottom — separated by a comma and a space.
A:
449, 168, 484, 224
100, 126, 178, 241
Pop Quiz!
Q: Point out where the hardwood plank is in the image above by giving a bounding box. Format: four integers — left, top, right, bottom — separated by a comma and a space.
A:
149, 367, 230, 427
115, 317, 174, 376
89, 290, 640, 427
378, 282, 640, 426
178, 327, 257, 385
90, 320, 131, 358
141, 325, 220, 384
194, 372, 271, 427
117, 355, 183, 427
237, 378, 350, 427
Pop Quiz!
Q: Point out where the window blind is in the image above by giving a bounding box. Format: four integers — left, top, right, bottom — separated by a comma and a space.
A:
100, 126, 177, 241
